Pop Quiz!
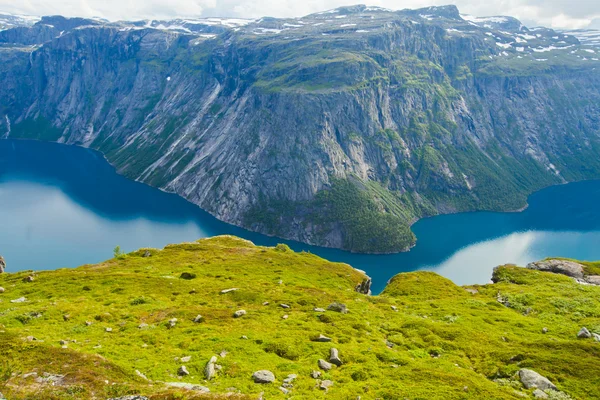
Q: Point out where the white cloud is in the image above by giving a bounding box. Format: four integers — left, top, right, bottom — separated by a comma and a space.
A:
0, 0, 598, 29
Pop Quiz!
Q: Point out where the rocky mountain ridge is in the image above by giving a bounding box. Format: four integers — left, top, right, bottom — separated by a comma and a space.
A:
1, 5, 600, 253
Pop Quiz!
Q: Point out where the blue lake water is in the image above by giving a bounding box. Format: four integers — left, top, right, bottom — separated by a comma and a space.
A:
1, 138, 600, 293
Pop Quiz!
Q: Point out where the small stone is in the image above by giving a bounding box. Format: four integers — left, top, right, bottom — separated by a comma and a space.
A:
312, 334, 332, 342
220, 288, 239, 294
578, 327, 592, 338
327, 302, 348, 314
518, 369, 557, 391
542, 327, 548, 334
85, 321, 93, 326
593, 333, 600, 342
177, 366, 189, 376
241, 335, 248, 340
142, 250, 152, 258
282, 314, 289, 319
262, 301, 270, 306
386, 340, 394, 348
252, 370, 275, 384
320, 380, 334, 390
105, 327, 113, 332
318, 359, 332, 371
329, 348, 342, 366
233, 310, 247, 318
23, 275, 34, 282
181, 356, 192, 363
135, 370, 149, 381
313, 308, 326, 312
168, 318, 177, 328
390, 305, 398, 311
280, 304, 291, 309
205, 356, 218, 380
138, 323, 149, 329
219, 350, 228, 358
278, 280, 283, 285
279, 387, 290, 394
63, 314, 70, 321
0, 287, 5, 293
165, 382, 210, 392
465, 288, 479, 294
59, 340, 68, 345
179, 272, 196, 280
310, 370, 322, 379
533, 389, 549, 399
193, 315, 203, 323
283, 374, 297, 384
10, 297, 26, 303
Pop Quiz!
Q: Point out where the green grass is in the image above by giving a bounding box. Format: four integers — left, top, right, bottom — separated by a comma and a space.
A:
0, 236, 599, 399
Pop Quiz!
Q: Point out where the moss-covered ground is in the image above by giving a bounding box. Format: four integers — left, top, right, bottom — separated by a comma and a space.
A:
0, 236, 598, 399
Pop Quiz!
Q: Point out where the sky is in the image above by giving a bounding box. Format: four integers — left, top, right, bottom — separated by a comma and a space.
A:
1, 0, 599, 30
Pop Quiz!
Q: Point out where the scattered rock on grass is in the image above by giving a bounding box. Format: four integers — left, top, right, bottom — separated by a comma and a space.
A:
105, 327, 113, 333
178, 366, 189, 376
280, 304, 290, 309
168, 318, 177, 328
108, 396, 149, 400
233, 310, 247, 318
179, 272, 196, 280
181, 356, 192, 363
542, 327, 548, 334
355, 278, 372, 294
312, 334, 332, 342
283, 374, 297, 384
593, 333, 600, 342
533, 389, 549, 399
166, 382, 209, 392
23, 275, 34, 282
310, 371, 322, 379
329, 348, 342, 366
577, 327, 592, 338
320, 380, 334, 390
0, 255, 5, 273
10, 297, 26, 303
135, 370, 149, 381
313, 308, 326, 312
205, 356, 218, 380
526, 259, 585, 279
252, 370, 275, 384
193, 315, 203, 323
318, 359, 332, 371
518, 369, 557, 391
0, 287, 5, 293
221, 288, 239, 294
327, 302, 348, 314
138, 323, 149, 329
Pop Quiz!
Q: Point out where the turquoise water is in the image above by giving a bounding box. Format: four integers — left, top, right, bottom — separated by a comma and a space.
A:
2, 139, 600, 293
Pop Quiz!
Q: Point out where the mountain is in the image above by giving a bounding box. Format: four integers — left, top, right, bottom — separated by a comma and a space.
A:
0, 236, 599, 399
1, 5, 600, 253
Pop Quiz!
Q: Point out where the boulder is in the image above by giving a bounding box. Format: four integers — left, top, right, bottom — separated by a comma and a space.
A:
526, 259, 585, 279
165, 382, 209, 392
312, 334, 332, 342
0, 255, 5, 273
233, 310, 247, 318
252, 370, 275, 384
355, 278, 372, 295
177, 366, 189, 376
318, 359, 332, 371
585, 275, 600, 285
518, 369, 557, 391
329, 348, 342, 366
327, 302, 348, 314
578, 327, 592, 338
320, 380, 334, 390
205, 356, 218, 380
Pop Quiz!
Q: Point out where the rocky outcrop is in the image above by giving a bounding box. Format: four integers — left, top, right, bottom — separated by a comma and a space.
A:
1, 6, 600, 253
526, 260, 585, 279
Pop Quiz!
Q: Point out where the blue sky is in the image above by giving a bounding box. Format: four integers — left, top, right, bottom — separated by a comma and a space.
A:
1, 0, 599, 29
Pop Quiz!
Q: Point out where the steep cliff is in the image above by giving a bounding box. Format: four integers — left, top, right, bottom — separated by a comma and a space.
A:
1, 5, 600, 253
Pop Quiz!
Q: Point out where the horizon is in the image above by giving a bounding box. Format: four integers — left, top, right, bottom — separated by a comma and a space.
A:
0, 2, 599, 30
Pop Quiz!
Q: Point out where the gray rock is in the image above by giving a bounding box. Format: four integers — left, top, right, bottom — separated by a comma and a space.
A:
138, 323, 149, 329
593, 333, 600, 342
23, 275, 34, 282
85, 321, 93, 326
465, 288, 478, 294
0, 255, 5, 273
105, 327, 113, 332
533, 389, 549, 399
518, 369, 557, 391
390, 305, 398, 311
280, 304, 291, 309
355, 278, 372, 295
142, 250, 151, 258
329, 348, 342, 366
233, 310, 247, 318
320, 380, 334, 390
220, 288, 239, 294
108, 397, 150, 400
177, 365, 190, 376
282, 314, 289, 319
310, 370, 322, 379
252, 370, 275, 383
313, 308, 326, 312
526, 259, 585, 279
279, 386, 290, 394
327, 302, 348, 314
312, 334, 332, 342
165, 382, 210, 392
168, 318, 177, 328
205, 356, 218, 380
318, 359, 333, 371
193, 315, 203, 323
10, 297, 26, 303
135, 370, 149, 381
578, 327, 592, 338
0, 287, 4, 293
181, 356, 192, 363
542, 327, 548, 334
585, 275, 600, 285
283, 374, 297, 384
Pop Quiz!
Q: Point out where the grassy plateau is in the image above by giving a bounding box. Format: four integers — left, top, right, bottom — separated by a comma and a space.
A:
0, 236, 598, 399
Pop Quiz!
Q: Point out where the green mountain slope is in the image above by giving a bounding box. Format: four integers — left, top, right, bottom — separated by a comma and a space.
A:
0, 237, 598, 399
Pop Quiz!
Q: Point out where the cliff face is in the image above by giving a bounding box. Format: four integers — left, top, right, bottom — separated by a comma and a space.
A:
1, 5, 600, 253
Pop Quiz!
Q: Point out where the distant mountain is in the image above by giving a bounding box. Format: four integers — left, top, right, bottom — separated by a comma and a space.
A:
1, 5, 600, 253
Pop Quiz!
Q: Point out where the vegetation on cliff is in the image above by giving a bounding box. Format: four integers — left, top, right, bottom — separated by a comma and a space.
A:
0, 236, 598, 399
